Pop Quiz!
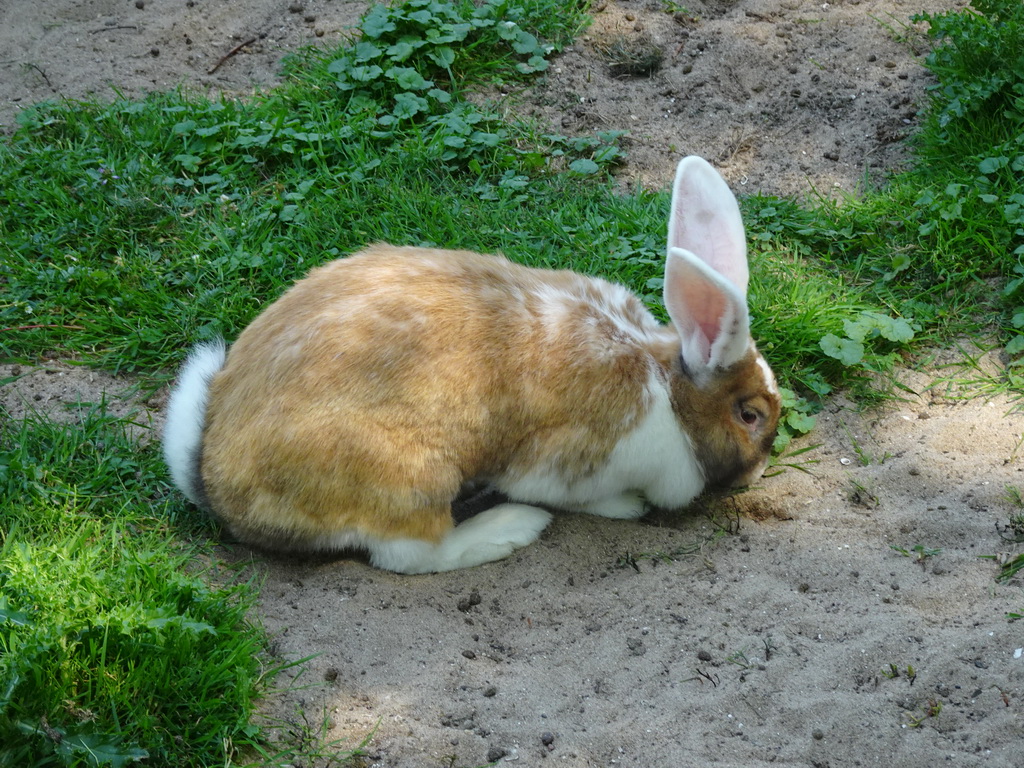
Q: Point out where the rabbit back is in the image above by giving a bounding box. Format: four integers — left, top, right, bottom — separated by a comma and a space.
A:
200, 245, 665, 549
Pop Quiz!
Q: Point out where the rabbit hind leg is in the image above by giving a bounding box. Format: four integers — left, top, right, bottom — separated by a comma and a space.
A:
366, 503, 553, 574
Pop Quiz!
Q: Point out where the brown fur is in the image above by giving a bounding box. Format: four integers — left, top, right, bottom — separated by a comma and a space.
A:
201, 245, 658, 548
670, 348, 781, 489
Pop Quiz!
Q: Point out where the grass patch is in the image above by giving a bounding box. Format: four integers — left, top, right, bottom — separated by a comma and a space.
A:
0, 403, 269, 767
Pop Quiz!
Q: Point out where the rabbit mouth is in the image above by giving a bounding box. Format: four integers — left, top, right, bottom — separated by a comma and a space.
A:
733, 456, 770, 489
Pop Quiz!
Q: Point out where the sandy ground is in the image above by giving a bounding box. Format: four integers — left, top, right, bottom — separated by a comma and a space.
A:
2, 0, 1023, 766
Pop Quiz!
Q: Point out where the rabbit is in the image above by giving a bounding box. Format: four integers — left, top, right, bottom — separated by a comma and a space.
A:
162, 155, 781, 574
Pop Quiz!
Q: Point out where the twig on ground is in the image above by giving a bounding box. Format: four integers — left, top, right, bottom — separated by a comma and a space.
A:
89, 26, 138, 34
208, 36, 257, 75
24, 63, 53, 89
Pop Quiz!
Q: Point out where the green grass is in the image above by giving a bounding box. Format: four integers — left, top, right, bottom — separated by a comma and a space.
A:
1, 0, 1023, 763
0, 402, 257, 766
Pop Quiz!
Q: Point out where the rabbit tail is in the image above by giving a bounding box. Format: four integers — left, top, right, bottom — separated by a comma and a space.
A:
162, 339, 226, 509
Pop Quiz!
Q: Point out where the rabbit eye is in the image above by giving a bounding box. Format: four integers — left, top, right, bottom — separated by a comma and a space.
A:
739, 407, 760, 426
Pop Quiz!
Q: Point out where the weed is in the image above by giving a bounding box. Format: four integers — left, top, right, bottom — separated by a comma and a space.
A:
726, 648, 754, 669
882, 663, 918, 684
980, 552, 1024, 583
849, 478, 880, 508
840, 422, 892, 467
819, 311, 916, 369
660, 1, 692, 16
891, 544, 942, 565
248, 707, 374, 767
772, 387, 820, 453
764, 440, 821, 479
906, 699, 943, 727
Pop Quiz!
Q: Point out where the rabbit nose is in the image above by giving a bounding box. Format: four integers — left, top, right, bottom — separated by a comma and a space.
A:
734, 456, 770, 488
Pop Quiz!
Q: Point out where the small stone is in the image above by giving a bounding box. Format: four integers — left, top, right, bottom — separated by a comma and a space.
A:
462, 649, 476, 659
812, 729, 824, 740
304, 14, 316, 23
483, 686, 497, 697
457, 590, 482, 612
323, 667, 339, 682
541, 731, 555, 746
150, 47, 160, 57
135, 0, 145, 8
486, 746, 508, 763
697, 649, 712, 662
288, 2, 304, 13
315, 28, 325, 37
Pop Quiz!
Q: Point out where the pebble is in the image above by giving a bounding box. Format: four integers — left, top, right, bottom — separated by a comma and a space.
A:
457, 590, 482, 612
812, 729, 824, 740
486, 746, 508, 762
541, 731, 555, 746
697, 649, 713, 662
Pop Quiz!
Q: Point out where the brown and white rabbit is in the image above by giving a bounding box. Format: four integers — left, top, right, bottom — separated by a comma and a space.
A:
163, 156, 780, 573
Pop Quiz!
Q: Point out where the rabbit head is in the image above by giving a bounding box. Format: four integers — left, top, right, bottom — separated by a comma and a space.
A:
660, 156, 780, 490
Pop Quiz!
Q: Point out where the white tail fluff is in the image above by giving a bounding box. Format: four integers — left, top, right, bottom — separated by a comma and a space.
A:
162, 340, 226, 506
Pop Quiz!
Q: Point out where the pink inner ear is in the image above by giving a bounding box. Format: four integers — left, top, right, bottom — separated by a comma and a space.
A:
665, 247, 750, 374
678, 279, 725, 346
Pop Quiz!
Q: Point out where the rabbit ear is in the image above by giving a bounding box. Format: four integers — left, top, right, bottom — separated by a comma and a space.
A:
667, 156, 749, 296
664, 249, 750, 376
664, 157, 751, 377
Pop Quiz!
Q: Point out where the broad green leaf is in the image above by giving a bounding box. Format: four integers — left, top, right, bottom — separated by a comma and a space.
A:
353, 41, 382, 62
569, 158, 599, 174
362, 5, 397, 38
427, 46, 456, 69
349, 64, 384, 83
326, 56, 352, 74
786, 411, 817, 434
388, 67, 431, 90
386, 41, 417, 61
56, 733, 148, 768
820, 334, 864, 366
393, 92, 429, 119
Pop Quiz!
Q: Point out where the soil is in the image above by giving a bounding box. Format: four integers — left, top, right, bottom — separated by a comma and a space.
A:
3, 1, 1023, 767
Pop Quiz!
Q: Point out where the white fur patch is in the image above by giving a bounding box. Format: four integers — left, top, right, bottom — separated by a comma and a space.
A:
755, 353, 779, 396
163, 340, 226, 505
361, 504, 553, 574
534, 279, 665, 346
600, 378, 704, 509
496, 372, 703, 513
